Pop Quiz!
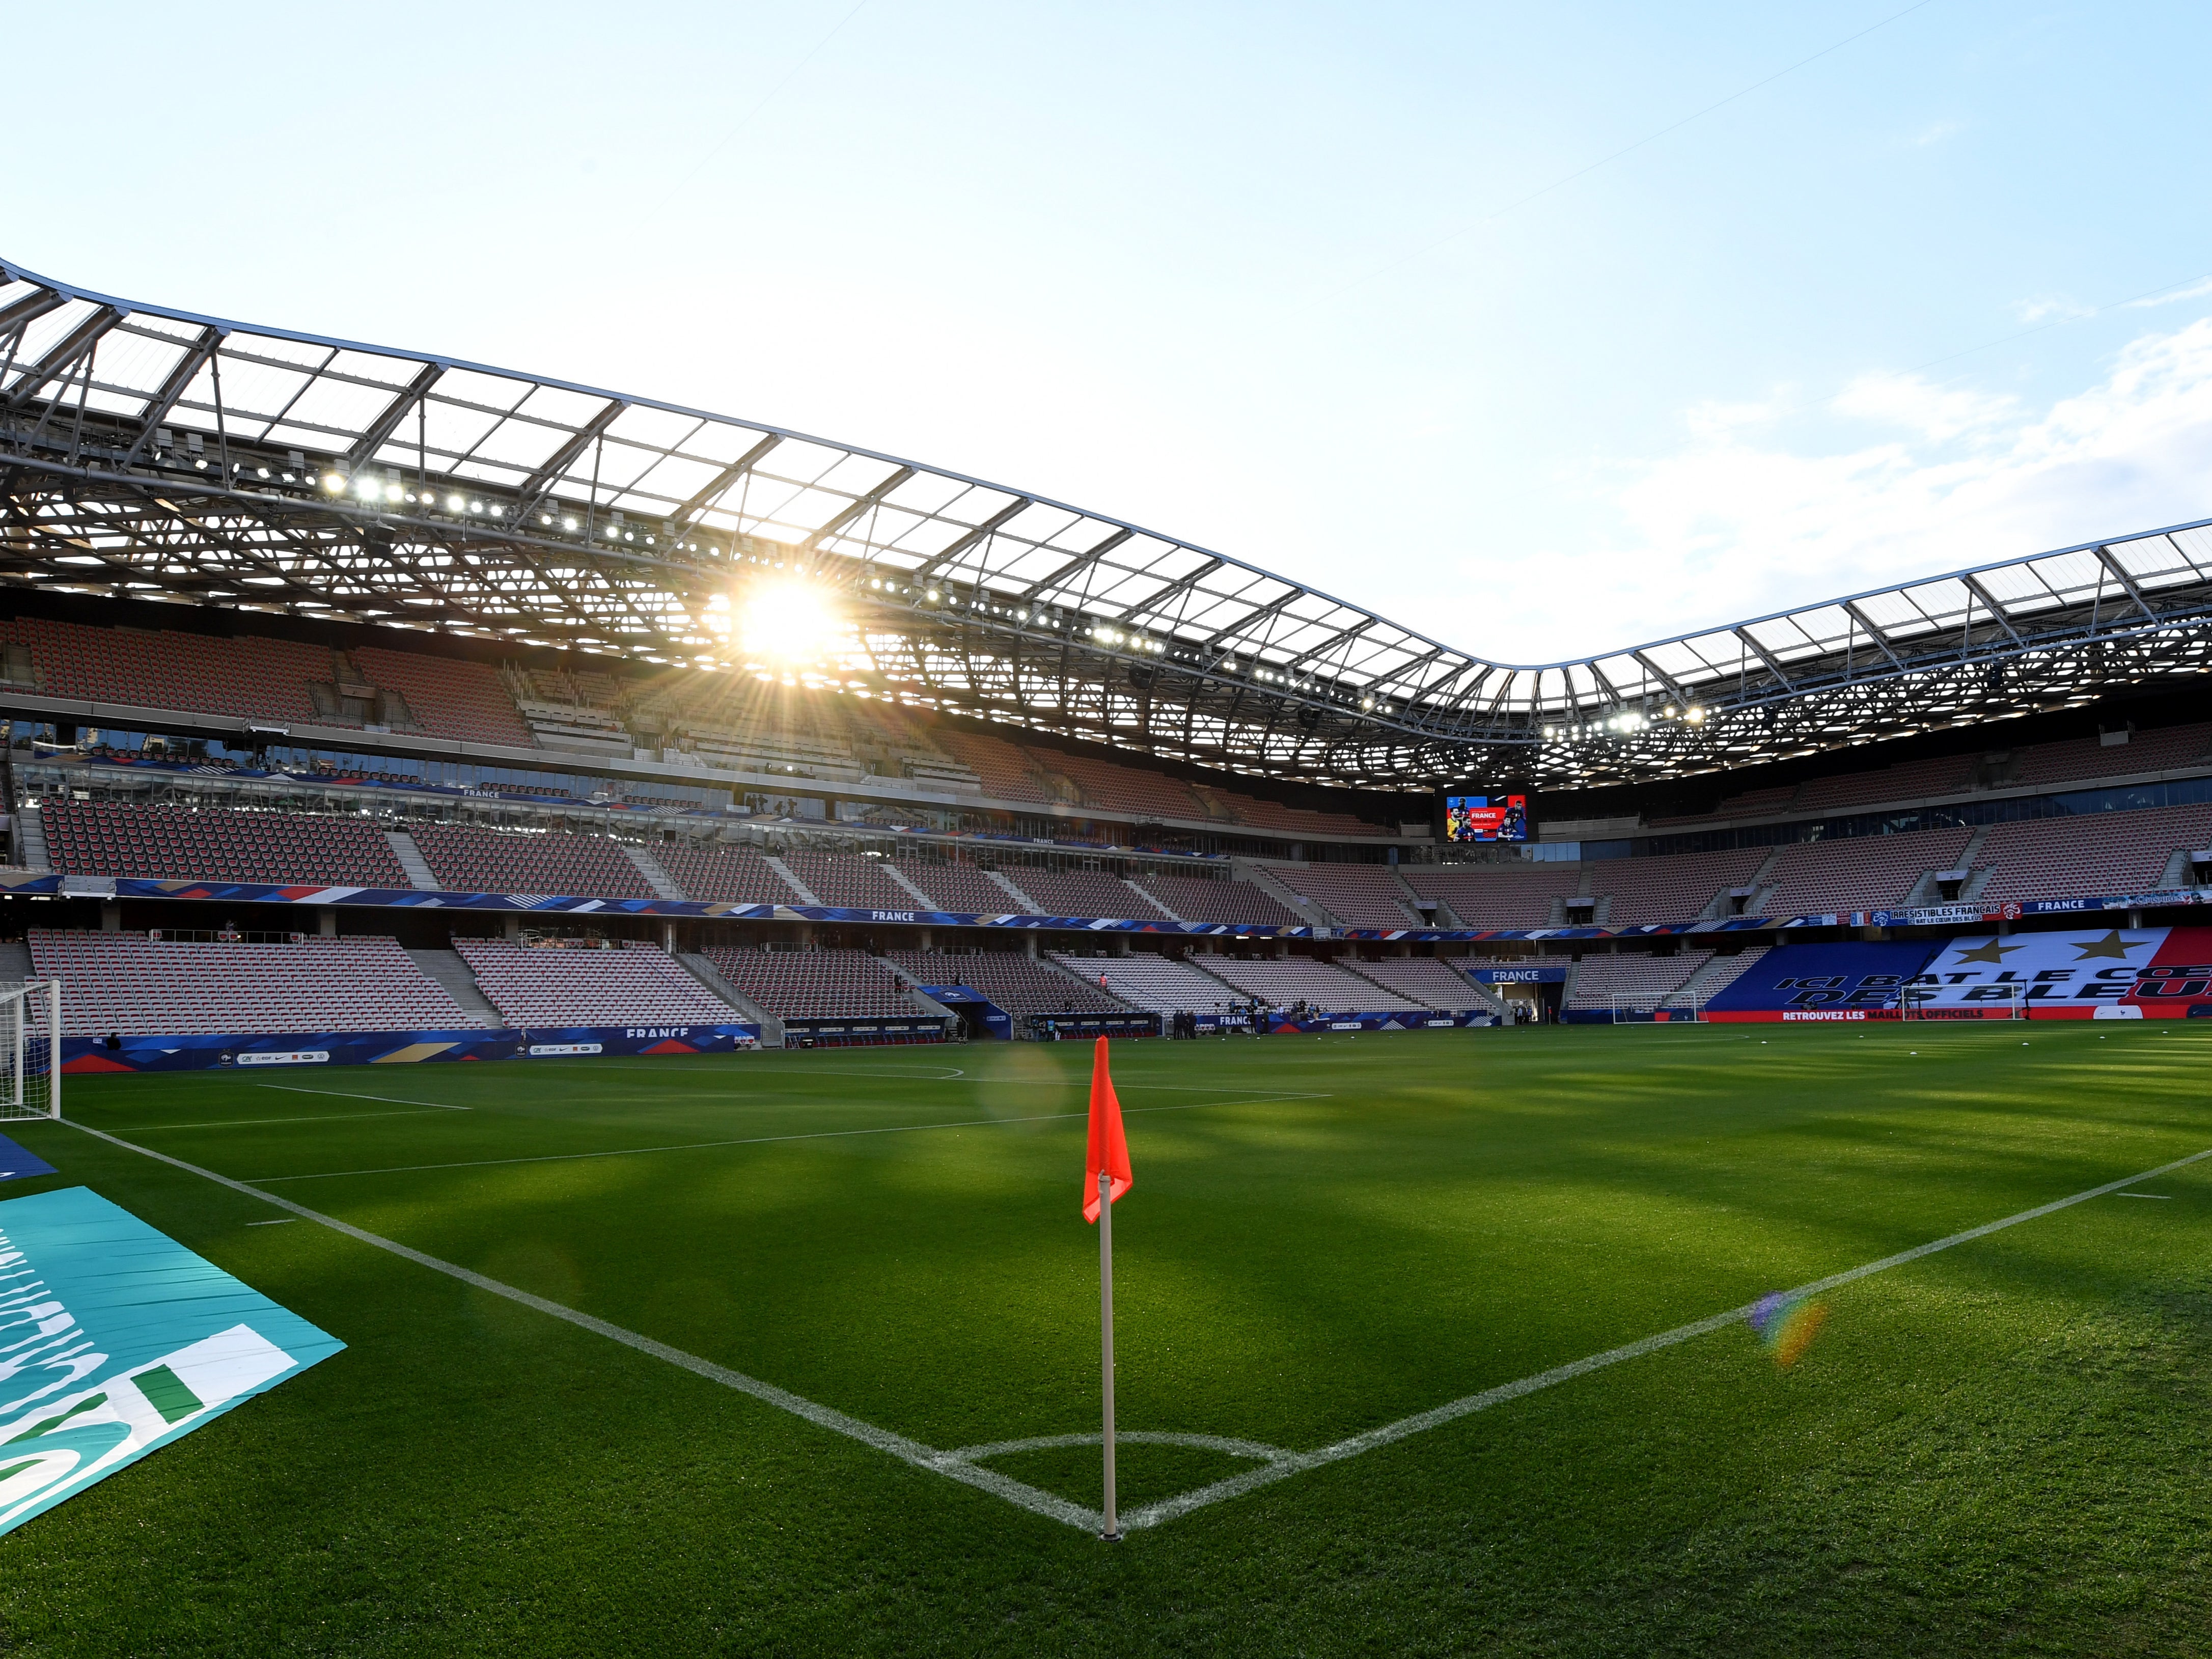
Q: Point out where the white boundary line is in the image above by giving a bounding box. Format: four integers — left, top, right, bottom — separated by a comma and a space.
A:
51, 1116, 2212, 1536
258, 1086, 472, 1110
116, 1110, 464, 1131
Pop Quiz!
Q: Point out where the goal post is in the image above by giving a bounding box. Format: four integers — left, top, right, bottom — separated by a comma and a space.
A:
0, 980, 60, 1121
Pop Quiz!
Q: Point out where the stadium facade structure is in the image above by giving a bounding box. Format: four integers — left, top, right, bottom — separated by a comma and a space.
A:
7, 260, 2212, 1062
7, 257, 2212, 798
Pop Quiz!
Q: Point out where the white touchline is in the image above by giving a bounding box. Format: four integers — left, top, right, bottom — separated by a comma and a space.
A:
114, 1110, 466, 1131
258, 1085, 472, 1110
58, 1115, 2212, 1538
242, 1094, 1333, 1185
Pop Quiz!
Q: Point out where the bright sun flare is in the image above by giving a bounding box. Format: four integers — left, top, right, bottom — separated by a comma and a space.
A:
712, 582, 845, 665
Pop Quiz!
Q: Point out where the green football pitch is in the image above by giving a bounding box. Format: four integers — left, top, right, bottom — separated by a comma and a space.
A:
6, 1022, 2212, 1655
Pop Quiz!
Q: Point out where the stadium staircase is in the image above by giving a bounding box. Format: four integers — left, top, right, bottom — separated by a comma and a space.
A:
762, 853, 820, 905
1665, 948, 1768, 1009
878, 862, 935, 907
404, 949, 504, 1027
620, 844, 686, 900
385, 831, 439, 891
16, 808, 49, 872
677, 952, 784, 1046
1229, 860, 1332, 929
985, 869, 1040, 910
868, 961, 969, 1028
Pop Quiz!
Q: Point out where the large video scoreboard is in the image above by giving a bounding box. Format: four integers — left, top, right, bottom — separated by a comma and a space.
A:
1443, 793, 1529, 843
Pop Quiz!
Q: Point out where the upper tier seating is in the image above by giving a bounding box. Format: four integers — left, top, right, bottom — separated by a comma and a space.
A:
351, 647, 534, 746
1261, 863, 1416, 928
2013, 723, 2212, 788
1400, 864, 1583, 928
1566, 953, 1710, 1012
1137, 873, 1304, 926
1973, 803, 2212, 903
931, 729, 1054, 804
1191, 955, 1425, 1010
1199, 786, 1387, 838
893, 859, 1017, 914
704, 948, 917, 1018
1651, 784, 1799, 826
1045, 751, 1206, 821
1047, 951, 1242, 1013
30, 930, 473, 1036
653, 843, 804, 905
780, 848, 917, 909
997, 868, 1153, 919
1338, 957, 1496, 1011
886, 951, 1125, 1013
1758, 826, 1974, 916
0, 616, 531, 746
1793, 754, 1978, 815
38, 800, 409, 887
410, 823, 656, 897
452, 939, 732, 1029
1592, 847, 1771, 924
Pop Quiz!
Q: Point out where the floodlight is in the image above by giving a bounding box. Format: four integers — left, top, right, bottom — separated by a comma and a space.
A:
447, 494, 466, 512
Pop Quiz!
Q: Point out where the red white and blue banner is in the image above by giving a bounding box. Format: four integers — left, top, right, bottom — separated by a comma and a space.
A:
1911, 927, 2212, 1018
63, 1022, 762, 1073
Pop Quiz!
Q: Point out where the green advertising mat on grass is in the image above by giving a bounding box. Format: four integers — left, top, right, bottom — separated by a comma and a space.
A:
0, 1186, 343, 1536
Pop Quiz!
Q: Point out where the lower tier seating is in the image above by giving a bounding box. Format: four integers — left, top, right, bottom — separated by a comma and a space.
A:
1338, 957, 1496, 1011
30, 930, 471, 1036
1191, 955, 1425, 1010
451, 939, 733, 1029
1565, 953, 1711, 1012
704, 948, 916, 1017
1047, 952, 1242, 1013
886, 951, 1124, 1013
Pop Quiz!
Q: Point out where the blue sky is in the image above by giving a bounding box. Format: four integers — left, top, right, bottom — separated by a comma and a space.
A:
9, 1, 2211, 662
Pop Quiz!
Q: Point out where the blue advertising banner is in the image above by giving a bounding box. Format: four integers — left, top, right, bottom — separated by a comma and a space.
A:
1704, 942, 1943, 1019
64, 1029, 523, 1074
0, 1187, 343, 1536
0, 1135, 56, 1183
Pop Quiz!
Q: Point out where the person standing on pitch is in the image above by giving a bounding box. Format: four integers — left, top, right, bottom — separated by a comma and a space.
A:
1084, 1036, 1134, 1540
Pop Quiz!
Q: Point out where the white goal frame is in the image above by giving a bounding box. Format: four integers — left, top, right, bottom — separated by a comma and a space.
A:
1610, 995, 1706, 1024
0, 980, 60, 1121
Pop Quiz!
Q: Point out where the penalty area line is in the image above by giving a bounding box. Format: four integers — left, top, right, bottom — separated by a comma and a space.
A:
258, 1085, 472, 1110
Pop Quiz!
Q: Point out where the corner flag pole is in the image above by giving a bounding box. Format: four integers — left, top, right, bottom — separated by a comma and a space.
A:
1099, 1167, 1118, 1541
1083, 1035, 1132, 1542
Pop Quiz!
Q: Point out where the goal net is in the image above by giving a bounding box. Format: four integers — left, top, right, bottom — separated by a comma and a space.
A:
0, 981, 60, 1121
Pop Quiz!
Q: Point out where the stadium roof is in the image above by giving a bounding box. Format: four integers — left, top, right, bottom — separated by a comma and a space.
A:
5, 256, 2211, 792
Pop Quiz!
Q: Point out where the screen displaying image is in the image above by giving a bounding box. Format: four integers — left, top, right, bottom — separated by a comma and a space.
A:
1445, 794, 1528, 843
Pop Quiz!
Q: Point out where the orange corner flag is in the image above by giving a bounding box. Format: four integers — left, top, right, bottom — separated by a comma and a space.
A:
1083, 1036, 1133, 1223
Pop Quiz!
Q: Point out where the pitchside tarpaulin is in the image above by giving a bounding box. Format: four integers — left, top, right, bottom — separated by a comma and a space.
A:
1914, 927, 2212, 1018
0, 1187, 343, 1536
1704, 942, 1942, 1021
0, 1134, 56, 1182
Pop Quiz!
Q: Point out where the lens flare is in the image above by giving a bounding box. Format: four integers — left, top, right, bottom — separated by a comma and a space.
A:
706, 582, 847, 666
1746, 1291, 1829, 1367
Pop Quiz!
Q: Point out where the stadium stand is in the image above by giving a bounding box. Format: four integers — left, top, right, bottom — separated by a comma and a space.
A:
704, 947, 917, 1018
1665, 947, 1768, 1008
1338, 957, 1497, 1011
409, 823, 657, 898
1565, 952, 1711, 1013
1400, 863, 1584, 928
2012, 723, 2212, 788
1973, 803, 2212, 903
30, 930, 474, 1035
1758, 826, 1974, 916
1793, 754, 1977, 815
37, 800, 409, 886
931, 729, 1055, 804
1047, 951, 1244, 1014
652, 842, 805, 905
780, 848, 915, 909
451, 939, 734, 1029
885, 951, 1125, 1013
1136, 872, 1305, 926
1204, 787, 1387, 838
350, 647, 535, 747
998, 868, 1151, 919
1592, 847, 1771, 924
1192, 955, 1426, 1010
1047, 751, 1206, 821
893, 857, 1019, 914
1262, 863, 1416, 928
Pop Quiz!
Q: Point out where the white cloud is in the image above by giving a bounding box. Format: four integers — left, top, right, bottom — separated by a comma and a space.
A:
2123, 275, 2212, 309
1454, 315, 2212, 659
2013, 295, 2092, 324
